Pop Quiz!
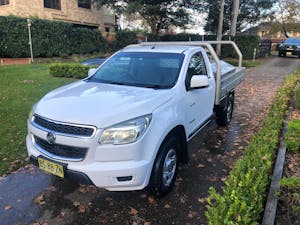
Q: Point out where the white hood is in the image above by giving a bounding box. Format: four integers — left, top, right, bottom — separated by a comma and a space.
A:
34, 81, 172, 128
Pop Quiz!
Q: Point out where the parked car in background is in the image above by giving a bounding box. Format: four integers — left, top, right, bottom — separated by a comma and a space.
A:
278, 38, 300, 58
81, 58, 107, 66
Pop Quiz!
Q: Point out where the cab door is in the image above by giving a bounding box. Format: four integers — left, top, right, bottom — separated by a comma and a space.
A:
183, 51, 215, 137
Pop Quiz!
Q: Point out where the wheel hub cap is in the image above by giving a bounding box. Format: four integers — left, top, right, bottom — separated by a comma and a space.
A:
162, 149, 177, 186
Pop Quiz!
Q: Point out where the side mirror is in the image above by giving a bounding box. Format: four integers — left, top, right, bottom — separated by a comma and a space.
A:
88, 68, 97, 77
190, 75, 209, 88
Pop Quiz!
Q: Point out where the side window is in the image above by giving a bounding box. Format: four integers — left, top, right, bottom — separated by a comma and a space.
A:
187, 52, 207, 76
186, 52, 207, 89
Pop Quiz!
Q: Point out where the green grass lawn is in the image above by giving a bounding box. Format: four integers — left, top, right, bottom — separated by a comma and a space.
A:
0, 64, 74, 176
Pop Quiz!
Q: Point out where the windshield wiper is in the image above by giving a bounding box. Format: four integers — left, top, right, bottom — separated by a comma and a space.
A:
104, 81, 127, 85
138, 84, 172, 89
88, 79, 128, 86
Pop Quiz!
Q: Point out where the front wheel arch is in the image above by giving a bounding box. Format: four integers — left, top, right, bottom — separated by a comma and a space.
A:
148, 126, 187, 196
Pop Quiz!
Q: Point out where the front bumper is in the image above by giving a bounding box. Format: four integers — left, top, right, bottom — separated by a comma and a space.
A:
26, 121, 154, 191
279, 48, 300, 56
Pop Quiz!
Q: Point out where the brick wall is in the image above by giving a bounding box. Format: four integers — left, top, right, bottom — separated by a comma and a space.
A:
0, 58, 31, 65
0, 0, 115, 33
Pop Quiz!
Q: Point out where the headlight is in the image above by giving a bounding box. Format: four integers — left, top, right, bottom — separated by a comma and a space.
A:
99, 114, 152, 145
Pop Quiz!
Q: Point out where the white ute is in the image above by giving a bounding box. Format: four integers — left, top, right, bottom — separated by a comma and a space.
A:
26, 41, 245, 195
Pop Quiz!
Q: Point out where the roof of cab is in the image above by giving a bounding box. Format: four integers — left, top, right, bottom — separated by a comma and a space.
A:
122, 44, 201, 54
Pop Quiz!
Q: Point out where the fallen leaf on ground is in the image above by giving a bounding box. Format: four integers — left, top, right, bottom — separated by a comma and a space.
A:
147, 196, 156, 204
140, 193, 147, 199
105, 197, 113, 202
164, 204, 171, 208
197, 198, 206, 204
209, 176, 217, 182
78, 205, 86, 213
34, 194, 46, 205
180, 196, 187, 204
196, 163, 205, 168
221, 176, 227, 182
46, 186, 57, 192
4, 205, 12, 210
73, 201, 81, 207
130, 207, 139, 216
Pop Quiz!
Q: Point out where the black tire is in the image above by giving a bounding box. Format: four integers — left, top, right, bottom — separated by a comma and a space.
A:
278, 51, 286, 57
216, 93, 234, 126
149, 135, 179, 196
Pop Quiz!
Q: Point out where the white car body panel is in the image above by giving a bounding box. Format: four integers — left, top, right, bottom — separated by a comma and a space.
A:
26, 44, 237, 191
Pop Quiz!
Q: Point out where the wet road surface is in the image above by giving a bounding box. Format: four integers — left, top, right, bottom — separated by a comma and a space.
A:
0, 57, 299, 225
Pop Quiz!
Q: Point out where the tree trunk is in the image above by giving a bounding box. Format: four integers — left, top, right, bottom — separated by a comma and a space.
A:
217, 0, 225, 56
230, 0, 239, 37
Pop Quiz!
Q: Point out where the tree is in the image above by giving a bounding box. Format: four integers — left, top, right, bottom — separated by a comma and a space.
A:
230, 0, 239, 36
276, 0, 300, 37
204, 0, 276, 34
204, 0, 231, 34
94, 0, 203, 36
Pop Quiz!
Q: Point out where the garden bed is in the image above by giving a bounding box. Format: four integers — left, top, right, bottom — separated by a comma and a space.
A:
276, 90, 300, 225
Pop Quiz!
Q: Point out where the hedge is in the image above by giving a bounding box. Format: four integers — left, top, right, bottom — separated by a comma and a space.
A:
110, 30, 260, 59
157, 33, 260, 60
205, 69, 300, 224
0, 16, 107, 58
49, 63, 94, 79
109, 30, 138, 52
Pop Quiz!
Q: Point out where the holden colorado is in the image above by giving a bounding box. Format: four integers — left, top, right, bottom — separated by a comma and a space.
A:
26, 41, 245, 195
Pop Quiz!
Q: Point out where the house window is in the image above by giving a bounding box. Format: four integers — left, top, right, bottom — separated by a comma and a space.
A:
78, 0, 91, 9
105, 27, 110, 33
0, 0, 9, 6
44, 0, 61, 10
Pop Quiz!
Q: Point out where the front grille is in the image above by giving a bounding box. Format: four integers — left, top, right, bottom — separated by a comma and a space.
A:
33, 114, 95, 137
34, 136, 88, 160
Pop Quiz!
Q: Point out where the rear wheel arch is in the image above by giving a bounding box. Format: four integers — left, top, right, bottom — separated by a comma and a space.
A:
215, 91, 235, 126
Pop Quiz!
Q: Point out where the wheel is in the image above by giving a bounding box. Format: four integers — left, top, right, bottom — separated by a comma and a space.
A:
149, 136, 179, 196
216, 93, 234, 126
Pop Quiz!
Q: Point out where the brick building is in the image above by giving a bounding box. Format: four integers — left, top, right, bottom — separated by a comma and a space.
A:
0, 0, 115, 33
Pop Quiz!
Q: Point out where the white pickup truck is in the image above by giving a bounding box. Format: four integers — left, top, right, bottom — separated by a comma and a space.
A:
26, 41, 245, 195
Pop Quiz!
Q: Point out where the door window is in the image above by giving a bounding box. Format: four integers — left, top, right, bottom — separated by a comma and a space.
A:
186, 52, 207, 89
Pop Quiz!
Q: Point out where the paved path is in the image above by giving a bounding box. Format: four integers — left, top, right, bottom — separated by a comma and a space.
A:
0, 57, 299, 225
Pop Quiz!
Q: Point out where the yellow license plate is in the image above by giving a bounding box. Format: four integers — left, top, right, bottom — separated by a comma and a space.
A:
287, 52, 292, 56
38, 157, 64, 178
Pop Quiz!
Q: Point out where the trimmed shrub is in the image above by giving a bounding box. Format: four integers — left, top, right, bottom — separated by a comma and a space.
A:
110, 30, 138, 51
157, 33, 260, 60
160, 33, 204, 41
296, 84, 300, 109
285, 119, 300, 153
49, 63, 93, 79
205, 69, 300, 224
0, 16, 29, 57
234, 35, 260, 59
0, 16, 107, 58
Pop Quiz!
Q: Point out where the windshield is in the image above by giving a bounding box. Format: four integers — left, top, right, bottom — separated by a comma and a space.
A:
284, 38, 300, 45
88, 52, 184, 89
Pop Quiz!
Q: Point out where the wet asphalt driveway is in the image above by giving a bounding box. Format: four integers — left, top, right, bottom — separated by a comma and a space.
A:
1, 57, 300, 225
